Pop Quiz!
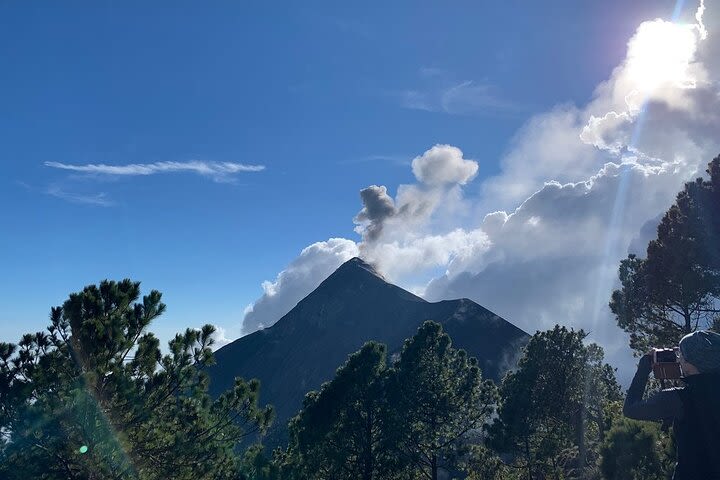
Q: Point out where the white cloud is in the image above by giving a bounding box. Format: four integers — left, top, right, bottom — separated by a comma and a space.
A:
400, 74, 517, 115
440, 81, 517, 115
401, 90, 435, 112
580, 111, 633, 153
425, 159, 694, 380
480, 2, 715, 214
579, 4, 714, 162
363, 228, 491, 281
696, 0, 708, 40
241, 238, 360, 334
411, 144, 479, 186
210, 325, 232, 350
45, 186, 114, 207
625, 19, 704, 95
479, 106, 602, 212
45, 160, 265, 182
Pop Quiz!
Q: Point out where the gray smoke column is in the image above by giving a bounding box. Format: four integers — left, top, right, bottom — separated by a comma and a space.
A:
354, 185, 397, 242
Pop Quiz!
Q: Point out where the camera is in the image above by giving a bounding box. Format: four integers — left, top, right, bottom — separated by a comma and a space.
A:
652, 348, 682, 380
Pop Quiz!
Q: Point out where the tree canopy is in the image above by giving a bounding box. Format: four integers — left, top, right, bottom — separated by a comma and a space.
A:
488, 326, 621, 480
611, 156, 720, 352
281, 321, 497, 480
388, 321, 497, 480
0, 279, 273, 480
286, 341, 392, 480
599, 412, 669, 480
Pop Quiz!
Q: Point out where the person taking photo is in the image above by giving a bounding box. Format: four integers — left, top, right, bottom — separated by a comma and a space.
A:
624, 330, 720, 479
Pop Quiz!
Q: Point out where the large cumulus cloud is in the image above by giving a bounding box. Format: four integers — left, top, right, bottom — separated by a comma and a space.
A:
425, 159, 694, 381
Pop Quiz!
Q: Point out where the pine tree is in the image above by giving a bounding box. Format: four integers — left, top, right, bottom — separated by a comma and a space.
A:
462, 445, 516, 480
599, 407, 671, 480
610, 156, 720, 352
387, 321, 497, 480
0, 279, 273, 480
286, 341, 392, 480
488, 326, 620, 480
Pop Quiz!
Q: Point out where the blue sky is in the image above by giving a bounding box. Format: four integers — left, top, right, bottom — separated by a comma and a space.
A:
0, 0, 704, 351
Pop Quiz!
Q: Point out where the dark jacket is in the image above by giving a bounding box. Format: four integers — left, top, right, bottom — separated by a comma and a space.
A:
624, 356, 720, 480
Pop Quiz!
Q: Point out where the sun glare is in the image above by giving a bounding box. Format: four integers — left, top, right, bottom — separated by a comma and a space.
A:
626, 19, 699, 94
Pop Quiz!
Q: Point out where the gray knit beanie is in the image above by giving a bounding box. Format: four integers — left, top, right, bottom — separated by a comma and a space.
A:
679, 330, 720, 373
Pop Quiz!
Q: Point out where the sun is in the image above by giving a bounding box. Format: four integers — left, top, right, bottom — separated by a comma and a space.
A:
626, 19, 699, 94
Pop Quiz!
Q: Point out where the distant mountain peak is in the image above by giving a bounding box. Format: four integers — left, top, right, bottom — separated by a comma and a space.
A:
331, 256, 385, 280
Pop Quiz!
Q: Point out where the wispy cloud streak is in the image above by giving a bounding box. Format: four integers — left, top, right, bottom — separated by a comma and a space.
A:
45, 187, 115, 207
45, 160, 265, 181
401, 80, 519, 116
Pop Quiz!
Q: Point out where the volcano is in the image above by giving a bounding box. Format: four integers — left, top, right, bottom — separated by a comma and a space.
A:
209, 257, 529, 446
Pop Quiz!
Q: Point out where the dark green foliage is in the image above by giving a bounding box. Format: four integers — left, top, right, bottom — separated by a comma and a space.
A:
611, 156, 720, 353
281, 321, 496, 480
599, 412, 669, 480
462, 445, 517, 480
488, 326, 621, 480
387, 321, 497, 480
287, 342, 393, 480
239, 445, 283, 480
0, 280, 273, 480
